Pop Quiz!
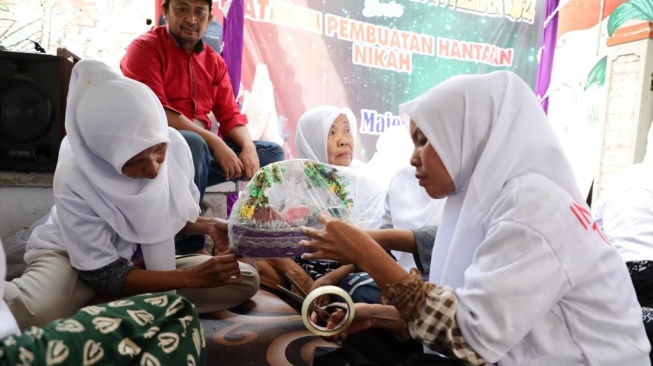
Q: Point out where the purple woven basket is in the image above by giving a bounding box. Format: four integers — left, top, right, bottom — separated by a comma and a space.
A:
231, 224, 321, 258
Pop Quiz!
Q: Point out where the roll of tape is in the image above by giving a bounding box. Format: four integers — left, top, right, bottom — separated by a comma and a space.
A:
301, 285, 355, 337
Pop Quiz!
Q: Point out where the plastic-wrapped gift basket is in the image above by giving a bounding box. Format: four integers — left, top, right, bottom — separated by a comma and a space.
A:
228, 160, 358, 258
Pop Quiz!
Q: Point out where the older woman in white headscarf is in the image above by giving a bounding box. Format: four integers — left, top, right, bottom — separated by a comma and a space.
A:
290, 106, 387, 296
295, 106, 364, 168
4, 59, 259, 329
295, 105, 386, 227
300, 71, 649, 365
253, 105, 386, 298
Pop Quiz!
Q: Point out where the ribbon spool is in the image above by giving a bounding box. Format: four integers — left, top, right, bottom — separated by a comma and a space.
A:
301, 285, 355, 336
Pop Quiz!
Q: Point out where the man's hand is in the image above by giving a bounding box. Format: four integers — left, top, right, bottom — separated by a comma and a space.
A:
239, 144, 260, 179
162, 109, 245, 180
226, 125, 261, 179
210, 139, 244, 180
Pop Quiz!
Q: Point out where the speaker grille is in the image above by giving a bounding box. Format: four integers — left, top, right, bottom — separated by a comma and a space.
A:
0, 79, 53, 143
0, 50, 73, 172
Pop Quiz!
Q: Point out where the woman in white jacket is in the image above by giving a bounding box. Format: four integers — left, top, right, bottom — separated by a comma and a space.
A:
300, 71, 650, 365
4, 59, 259, 329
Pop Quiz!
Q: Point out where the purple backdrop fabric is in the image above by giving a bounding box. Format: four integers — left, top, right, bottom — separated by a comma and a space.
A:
221, 0, 245, 97
536, 0, 560, 113
226, 192, 238, 218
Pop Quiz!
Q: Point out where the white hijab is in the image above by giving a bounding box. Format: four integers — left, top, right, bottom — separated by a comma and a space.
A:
295, 105, 363, 167
293, 106, 384, 228
597, 120, 653, 204
56, 59, 199, 269
387, 166, 445, 229
386, 165, 445, 271
400, 71, 583, 289
593, 122, 653, 255
0, 239, 19, 339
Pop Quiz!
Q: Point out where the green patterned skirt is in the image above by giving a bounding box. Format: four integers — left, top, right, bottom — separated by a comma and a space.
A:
0, 293, 207, 365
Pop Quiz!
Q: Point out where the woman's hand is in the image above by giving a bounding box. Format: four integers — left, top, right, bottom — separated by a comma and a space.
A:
309, 265, 356, 305
301, 214, 410, 290
321, 303, 406, 342
310, 273, 336, 292
185, 250, 243, 288
208, 218, 231, 254
309, 275, 335, 306
273, 258, 314, 295
300, 213, 376, 264
320, 303, 375, 342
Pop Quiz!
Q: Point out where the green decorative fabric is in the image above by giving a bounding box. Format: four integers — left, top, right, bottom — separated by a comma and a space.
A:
0, 293, 206, 366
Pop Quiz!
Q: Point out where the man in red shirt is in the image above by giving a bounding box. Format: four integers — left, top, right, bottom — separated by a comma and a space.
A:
121, 0, 284, 254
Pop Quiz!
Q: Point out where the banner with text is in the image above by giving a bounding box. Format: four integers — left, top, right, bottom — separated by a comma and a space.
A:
159, 0, 545, 161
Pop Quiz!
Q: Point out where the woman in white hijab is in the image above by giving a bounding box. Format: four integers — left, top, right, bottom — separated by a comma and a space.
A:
300, 71, 649, 365
294, 106, 387, 294
594, 121, 653, 359
295, 105, 386, 229
594, 119, 653, 269
295, 105, 364, 168
4, 59, 259, 329
0, 238, 207, 364
255, 105, 386, 295
380, 123, 445, 275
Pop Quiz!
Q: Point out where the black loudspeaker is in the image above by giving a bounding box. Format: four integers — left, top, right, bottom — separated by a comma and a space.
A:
0, 50, 75, 171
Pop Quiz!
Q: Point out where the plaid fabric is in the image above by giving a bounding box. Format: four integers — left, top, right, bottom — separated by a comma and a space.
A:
409, 285, 490, 365
383, 269, 489, 366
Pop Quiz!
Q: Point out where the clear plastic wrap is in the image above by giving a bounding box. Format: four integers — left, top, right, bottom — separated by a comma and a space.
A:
228, 159, 381, 257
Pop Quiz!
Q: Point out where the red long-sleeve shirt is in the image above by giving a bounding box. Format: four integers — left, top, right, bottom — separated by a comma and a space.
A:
121, 25, 247, 137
